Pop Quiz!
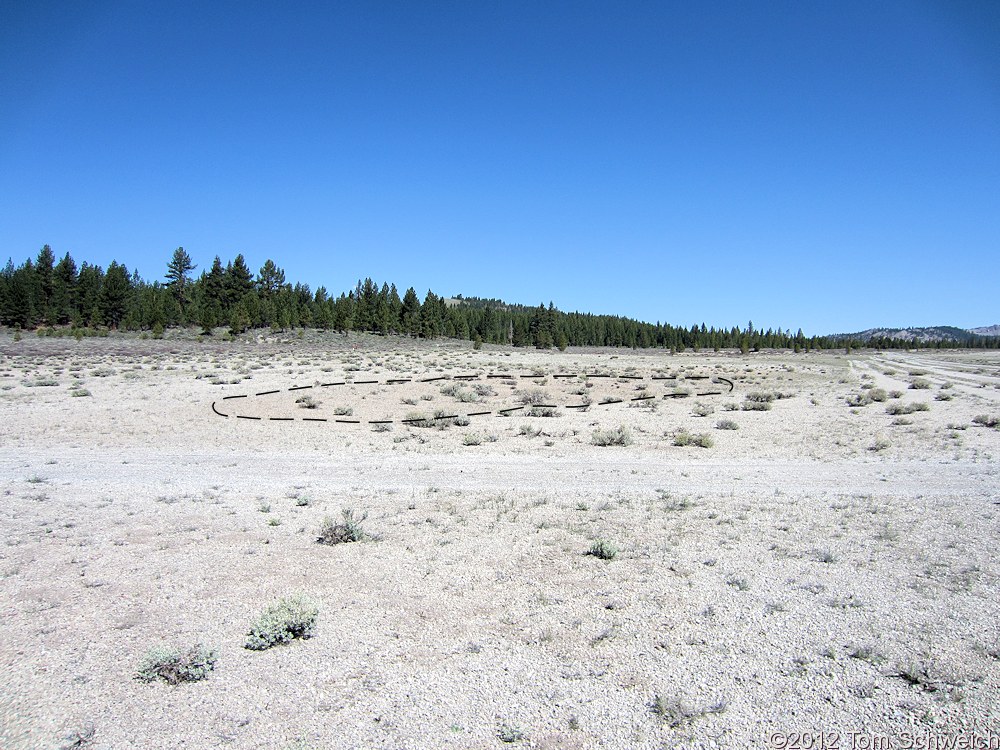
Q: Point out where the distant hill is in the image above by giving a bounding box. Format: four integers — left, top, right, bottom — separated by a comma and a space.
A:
970, 324, 1000, 336
831, 326, 991, 344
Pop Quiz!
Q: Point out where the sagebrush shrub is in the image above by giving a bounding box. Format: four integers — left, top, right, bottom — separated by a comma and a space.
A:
742, 392, 773, 411
245, 594, 319, 650
885, 402, 929, 416
591, 426, 632, 446
588, 540, 619, 560
317, 509, 367, 545
136, 644, 217, 684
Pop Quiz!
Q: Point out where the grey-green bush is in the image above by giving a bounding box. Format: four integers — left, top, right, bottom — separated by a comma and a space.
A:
136, 644, 217, 684
317, 509, 367, 545
245, 594, 319, 650
591, 426, 633, 446
885, 402, 929, 416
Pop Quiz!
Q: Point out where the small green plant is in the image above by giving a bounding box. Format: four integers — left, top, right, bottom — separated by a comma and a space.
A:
58, 722, 95, 749
136, 643, 217, 684
245, 593, 319, 650
333, 405, 353, 416
725, 574, 750, 591
972, 414, 999, 428
813, 548, 838, 563
497, 723, 525, 743
317, 509, 367, 545
70, 388, 92, 397
850, 644, 885, 664
650, 694, 727, 728
295, 395, 320, 409
591, 426, 632, 446
716, 419, 738, 430
462, 433, 483, 446
909, 378, 931, 390
588, 539, 619, 560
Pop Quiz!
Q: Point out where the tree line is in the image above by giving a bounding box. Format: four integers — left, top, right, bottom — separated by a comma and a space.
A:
2, 245, 998, 352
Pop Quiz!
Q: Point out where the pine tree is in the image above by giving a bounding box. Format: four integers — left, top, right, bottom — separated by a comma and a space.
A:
51, 252, 79, 324
419, 290, 440, 338
256, 259, 285, 298
224, 254, 254, 308
165, 247, 196, 322
99, 262, 132, 328
35, 245, 56, 324
401, 287, 421, 336
0, 259, 12, 325
198, 256, 225, 333
3, 260, 38, 328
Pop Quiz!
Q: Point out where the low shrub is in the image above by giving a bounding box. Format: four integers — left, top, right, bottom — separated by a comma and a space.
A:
742, 392, 773, 411
317, 509, 367, 545
716, 419, 739, 430
245, 594, 319, 650
674, 431, 713, 448
885, 402, 929, 416
870, 436, 892, 452
136, 644, 217, 684
591, 426, 632, 446
972, 414, 999, 428
846, 392, 873, 407
692, 402, 714, 417
588, 540, 619, 560
526, 406, 558, 417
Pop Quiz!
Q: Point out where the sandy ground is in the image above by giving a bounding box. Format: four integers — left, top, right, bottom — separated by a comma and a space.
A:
1, 331, 998, 749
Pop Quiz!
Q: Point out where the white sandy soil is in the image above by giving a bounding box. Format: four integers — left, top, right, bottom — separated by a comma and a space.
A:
1, 332, 998, 749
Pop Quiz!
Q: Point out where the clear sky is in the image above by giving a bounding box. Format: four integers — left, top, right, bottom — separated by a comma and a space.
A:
1, 1, 998, 335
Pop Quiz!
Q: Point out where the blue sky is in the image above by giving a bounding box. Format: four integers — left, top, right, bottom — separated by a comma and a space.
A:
1, 1, 997, 335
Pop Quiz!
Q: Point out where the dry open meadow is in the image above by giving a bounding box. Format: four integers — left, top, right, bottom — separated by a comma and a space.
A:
1, 331, 998, 749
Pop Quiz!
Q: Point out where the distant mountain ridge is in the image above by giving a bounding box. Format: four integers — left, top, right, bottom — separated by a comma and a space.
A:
832, 325, 999, 344
970, 324, 1000, 336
